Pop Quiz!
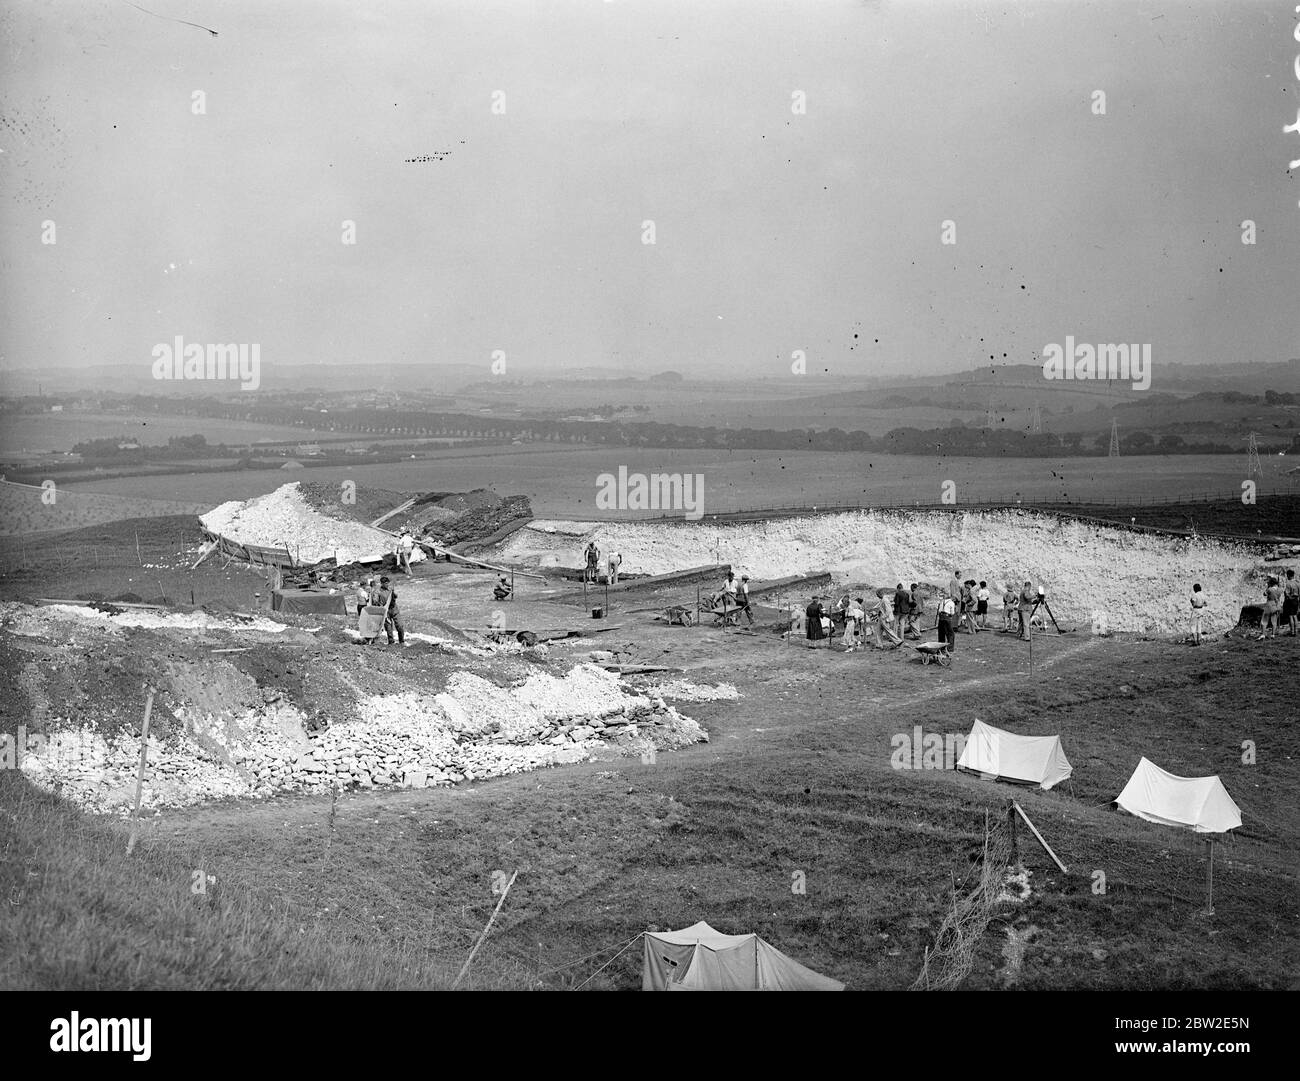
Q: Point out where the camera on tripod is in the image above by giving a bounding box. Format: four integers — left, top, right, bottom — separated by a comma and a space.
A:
1029, 585, 1060, 634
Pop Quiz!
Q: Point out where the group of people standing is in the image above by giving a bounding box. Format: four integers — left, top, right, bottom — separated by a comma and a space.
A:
804, 584, 922, 651
800, 572, 1045, 656
583, 542, 622, 585
1253, 569, 1299, 641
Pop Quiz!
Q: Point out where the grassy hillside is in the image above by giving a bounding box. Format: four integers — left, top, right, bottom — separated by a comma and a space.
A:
3, 625, 1295, 990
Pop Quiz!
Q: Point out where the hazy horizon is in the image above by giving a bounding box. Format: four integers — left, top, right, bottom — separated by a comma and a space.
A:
2, 0, 1297, 384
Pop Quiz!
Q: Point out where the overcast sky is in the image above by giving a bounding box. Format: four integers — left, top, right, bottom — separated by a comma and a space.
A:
1, 0, 1296, 385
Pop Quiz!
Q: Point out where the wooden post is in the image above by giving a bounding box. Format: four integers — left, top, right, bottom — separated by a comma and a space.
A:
605, 578, 609, 616
453, 869, 517, 989
1008, 802, 1018, 866
510, 569, 514, 601
1204, 839, 1215, 916
126, 690, 155, 856
1011, 801, 1067, 872
134, 530, 142, 567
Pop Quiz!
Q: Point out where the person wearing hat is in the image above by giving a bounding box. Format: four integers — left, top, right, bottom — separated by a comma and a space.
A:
354, 576, 373, 617
735, 574, 753, 625
373, 576, 405, 645
805, 595, 824, 643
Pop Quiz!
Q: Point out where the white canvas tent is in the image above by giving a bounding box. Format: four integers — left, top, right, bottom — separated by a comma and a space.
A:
956, 719, 1073, 790
1115, 757, 1242, 834
642, 922, 844, 991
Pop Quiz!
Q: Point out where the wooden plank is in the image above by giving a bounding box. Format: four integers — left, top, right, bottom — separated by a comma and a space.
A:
748, 572, 834, 597
550, 563, 729, 602
416, 543, 546, 580
370, 497, 417, 528
1012, 801, 1068, 873
37, 598, 167, 610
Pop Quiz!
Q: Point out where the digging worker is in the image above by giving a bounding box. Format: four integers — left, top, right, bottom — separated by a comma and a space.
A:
735, 574, 754, 625
396, 529, 415, 575
493, 576, 512, 601
722, 571, 739, 613
607, 551, 623, 585
584, 541, 600, 583
373, 575, 405, 646
937, 593, 957, 653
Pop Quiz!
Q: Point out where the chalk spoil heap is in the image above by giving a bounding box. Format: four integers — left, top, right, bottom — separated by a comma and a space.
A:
16, 665, 708, 813
200, 482, 426, 566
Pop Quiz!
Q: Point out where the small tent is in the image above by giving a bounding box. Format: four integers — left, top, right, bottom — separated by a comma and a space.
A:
642, 922, 843, 991
1115, 757, 1241, 834
956, 719, 1073, 790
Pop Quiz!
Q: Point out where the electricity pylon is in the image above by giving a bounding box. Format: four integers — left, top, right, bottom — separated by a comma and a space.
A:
1247, 432, 1262, 478
1108, 419, 1120, 457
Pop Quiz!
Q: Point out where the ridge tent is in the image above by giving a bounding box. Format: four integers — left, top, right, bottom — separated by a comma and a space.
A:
1114, 757, 1242, 834
642, 922, 843, 991
956, 719, 1073, 790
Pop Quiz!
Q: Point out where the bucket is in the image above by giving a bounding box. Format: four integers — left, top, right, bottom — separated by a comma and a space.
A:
592, 606, 604, 619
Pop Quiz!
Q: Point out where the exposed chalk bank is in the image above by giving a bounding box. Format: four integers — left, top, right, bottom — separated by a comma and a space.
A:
492, 510, 1288, 634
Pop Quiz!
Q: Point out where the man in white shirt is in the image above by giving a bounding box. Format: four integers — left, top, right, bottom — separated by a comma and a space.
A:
937, 595, 957, 653
396, 529, 415, 575
1190, 583, 1207, 645
607, 551, 622, 585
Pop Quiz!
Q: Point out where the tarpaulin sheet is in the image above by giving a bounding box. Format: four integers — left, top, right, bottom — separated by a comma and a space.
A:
272, 589, 350, 615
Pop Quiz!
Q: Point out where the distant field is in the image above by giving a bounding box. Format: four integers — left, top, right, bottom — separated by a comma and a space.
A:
0, 482, 209, 537
57, 448, 1299, 518
0, 413, 336, 456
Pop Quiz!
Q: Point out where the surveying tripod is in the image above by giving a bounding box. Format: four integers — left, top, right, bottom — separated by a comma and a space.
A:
1027, 594, 1063, 635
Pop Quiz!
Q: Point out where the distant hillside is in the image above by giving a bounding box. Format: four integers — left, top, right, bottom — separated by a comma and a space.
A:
0, 362, 488, 397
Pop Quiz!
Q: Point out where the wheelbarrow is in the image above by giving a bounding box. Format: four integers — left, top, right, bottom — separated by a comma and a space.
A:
357, 595, 392, 645
709, 602, 743, 627
914, 641, 952, 667
662, 605, 695, 626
